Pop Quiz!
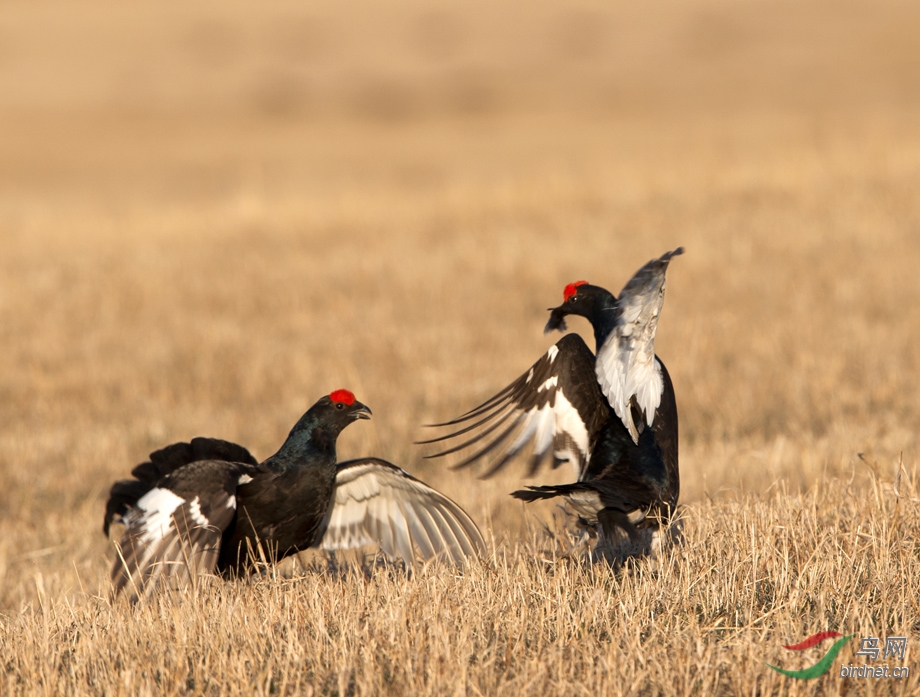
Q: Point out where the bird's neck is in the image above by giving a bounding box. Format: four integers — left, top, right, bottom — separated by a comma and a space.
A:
588, 293, 620, 351
263, 423, 338, 472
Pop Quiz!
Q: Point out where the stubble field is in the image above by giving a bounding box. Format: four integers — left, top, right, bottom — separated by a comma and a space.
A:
1, 1, 919, 695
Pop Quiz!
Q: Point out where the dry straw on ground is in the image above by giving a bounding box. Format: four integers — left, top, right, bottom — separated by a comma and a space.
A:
1, 1, 919, 695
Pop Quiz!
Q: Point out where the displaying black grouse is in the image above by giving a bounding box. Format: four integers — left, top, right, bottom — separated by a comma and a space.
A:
419, 249, 683, 550
104, 390, 485, 601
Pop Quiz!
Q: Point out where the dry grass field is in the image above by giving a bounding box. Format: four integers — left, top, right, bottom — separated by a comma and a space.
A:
1, 1, 919, 694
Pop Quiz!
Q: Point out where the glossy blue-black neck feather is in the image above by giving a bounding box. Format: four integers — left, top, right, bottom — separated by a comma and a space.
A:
582, 286, 620, 351
263, 397, 367, 471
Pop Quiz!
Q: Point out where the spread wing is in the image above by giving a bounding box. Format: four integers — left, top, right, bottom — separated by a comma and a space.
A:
104, 437, 258, 535
320, 458, 485, 565
418, 333, 609, 480
595, 247, 683, 444
110, 461, 258, 602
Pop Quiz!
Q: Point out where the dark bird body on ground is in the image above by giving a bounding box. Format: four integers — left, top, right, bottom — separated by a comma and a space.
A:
419, 249, 683, 553
104, 390, 485, 601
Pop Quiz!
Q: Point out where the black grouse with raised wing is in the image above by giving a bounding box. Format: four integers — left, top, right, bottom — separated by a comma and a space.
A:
419, 249, 683, 549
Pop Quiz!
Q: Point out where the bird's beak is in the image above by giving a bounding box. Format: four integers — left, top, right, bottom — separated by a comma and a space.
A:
544, 305, 569, 334
353, 403, 373, 420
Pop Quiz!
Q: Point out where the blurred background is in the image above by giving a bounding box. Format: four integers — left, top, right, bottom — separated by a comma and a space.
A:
1, 0, 919, 602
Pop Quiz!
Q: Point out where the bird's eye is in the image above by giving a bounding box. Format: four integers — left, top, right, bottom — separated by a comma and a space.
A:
568, 295, 578, 303
335, 403, 344, 409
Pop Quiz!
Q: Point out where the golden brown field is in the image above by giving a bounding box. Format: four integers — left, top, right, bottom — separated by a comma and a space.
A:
1, 1, 919, 694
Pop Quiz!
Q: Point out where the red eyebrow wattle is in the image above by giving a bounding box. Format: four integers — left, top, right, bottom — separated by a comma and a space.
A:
329, 389, 356, 406
563, 280, 588, 302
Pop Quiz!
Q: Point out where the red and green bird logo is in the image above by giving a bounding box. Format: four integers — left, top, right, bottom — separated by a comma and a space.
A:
767, 631, 854, 680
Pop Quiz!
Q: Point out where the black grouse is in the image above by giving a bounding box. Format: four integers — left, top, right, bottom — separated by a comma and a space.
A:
419, 249, 683, 551
104, 389, 485, 601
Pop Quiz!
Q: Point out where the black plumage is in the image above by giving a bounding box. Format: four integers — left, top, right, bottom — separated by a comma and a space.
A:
419, 249, 683, 548
105, 390, 485, 601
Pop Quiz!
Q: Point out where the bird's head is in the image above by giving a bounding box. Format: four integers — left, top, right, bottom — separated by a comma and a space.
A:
544, 281, 614, 333
270, 390, 373, 463
288, 389, 372, 439
321, 389, 373, 423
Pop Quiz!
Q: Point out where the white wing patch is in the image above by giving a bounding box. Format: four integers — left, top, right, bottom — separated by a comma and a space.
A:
596, 248, 681, 443
596, 347, 664, 443
187, 497, 208, 526
546, 344, 559, 362
110, 460, 254, 602
551, 391, 591, 478
136, 488, 185, 544
320, 460, 485, 565
532, 404, 555, 457
501, 404, 554, 461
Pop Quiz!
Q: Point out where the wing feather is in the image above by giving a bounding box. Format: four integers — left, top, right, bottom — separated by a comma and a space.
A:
393, 499, 417, 566
419, 333, 607, 479
110, 461, 258, 602
320, 458, 485, 565
595, 247, 683, 443
402, 503, 437, 559
432, 500, 479, 562
421, 406, 523, 460
112, 494, 227, 602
